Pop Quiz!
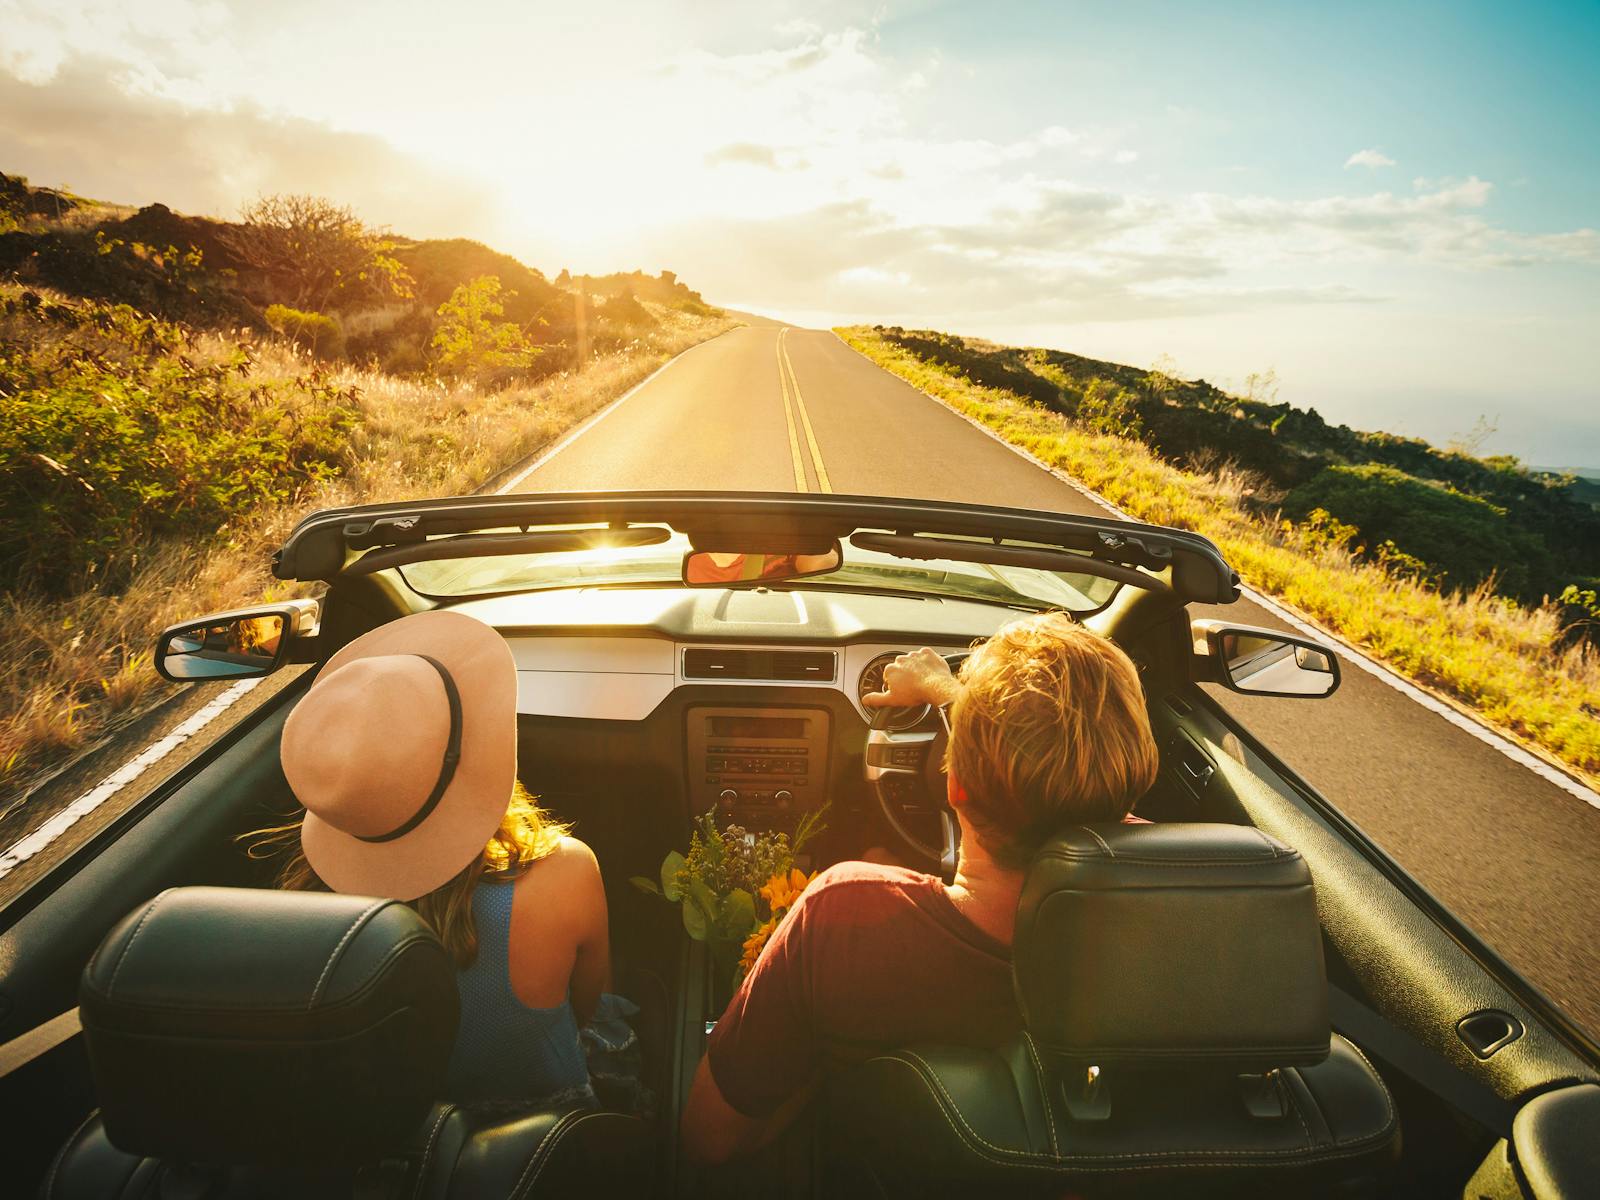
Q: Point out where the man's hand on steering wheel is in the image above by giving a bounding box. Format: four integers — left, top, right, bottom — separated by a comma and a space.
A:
863, 647, 962, 710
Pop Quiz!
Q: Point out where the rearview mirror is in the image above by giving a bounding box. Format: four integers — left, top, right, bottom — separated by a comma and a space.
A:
155, 599, 320, 683
1193, 620, 1340, 698
683, 544, 842, 587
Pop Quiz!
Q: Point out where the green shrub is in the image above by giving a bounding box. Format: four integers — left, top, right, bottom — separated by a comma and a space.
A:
430, 276, 538, 382
1078, 377, 1144, 439
264, 303, 344, 357
1283, 463, 1548, 594
0, 288, 361, 595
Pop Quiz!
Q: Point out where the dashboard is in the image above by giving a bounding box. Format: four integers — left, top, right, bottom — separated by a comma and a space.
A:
448, 584, 1011, 827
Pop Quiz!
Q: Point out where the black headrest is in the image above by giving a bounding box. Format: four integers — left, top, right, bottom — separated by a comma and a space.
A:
1013, 823, 1328, 1073
79, 886, 459, 1166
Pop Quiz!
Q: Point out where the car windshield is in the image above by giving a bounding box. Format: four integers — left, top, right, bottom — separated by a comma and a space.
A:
397, 529, 1120, 612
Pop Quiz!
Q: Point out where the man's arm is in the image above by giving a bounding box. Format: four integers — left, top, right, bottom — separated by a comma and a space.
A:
862, 646, 962, 708
681, 1056, 818, 1165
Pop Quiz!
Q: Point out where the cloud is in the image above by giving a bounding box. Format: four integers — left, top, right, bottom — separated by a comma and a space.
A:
0, 59, 501, 238
1345, 148, 1397, 169
705, 142, 798, 170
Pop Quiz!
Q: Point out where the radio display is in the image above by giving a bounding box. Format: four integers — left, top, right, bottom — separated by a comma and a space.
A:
708, 715, 806, 740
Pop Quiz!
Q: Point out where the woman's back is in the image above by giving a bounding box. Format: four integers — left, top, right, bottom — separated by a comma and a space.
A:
449, 875, 591, 1103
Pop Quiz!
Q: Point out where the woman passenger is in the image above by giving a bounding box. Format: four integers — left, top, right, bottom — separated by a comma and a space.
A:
248, 609, 623, 1105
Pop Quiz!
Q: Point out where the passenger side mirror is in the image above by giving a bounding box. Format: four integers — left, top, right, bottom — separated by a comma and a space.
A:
1192, 620, 1340, 699
155, 599, 320, 683
683, 543, 842, 587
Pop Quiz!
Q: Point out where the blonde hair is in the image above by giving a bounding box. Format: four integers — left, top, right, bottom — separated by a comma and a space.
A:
947, 611, 1159, 868
242, 781, 570, 966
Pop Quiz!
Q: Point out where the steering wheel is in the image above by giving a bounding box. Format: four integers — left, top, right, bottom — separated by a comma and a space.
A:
864, 653, 966, 879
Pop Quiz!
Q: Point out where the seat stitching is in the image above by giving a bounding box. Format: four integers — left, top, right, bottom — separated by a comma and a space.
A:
510, 1109, 583, 1198
1077, 827, 1115, 857
1020, 1033, 1059, 1158
1336, 1037, 1397, 1132
310, 900, 388, 1008
868, 1053, 1395, 1166
1281, 1073, 1313, 1144
411, 1105, 455, 1200
108, 892, 172, 998
46, 1108, 99, 1200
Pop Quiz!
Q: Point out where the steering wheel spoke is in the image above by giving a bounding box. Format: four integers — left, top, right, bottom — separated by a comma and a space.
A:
864, 728, 938, 778
864, 707, 949, 864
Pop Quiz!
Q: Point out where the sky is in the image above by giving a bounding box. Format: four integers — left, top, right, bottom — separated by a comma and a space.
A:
2, 0, 1597, 464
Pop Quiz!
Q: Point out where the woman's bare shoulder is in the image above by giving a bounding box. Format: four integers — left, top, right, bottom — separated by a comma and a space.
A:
514, 835, 600, 891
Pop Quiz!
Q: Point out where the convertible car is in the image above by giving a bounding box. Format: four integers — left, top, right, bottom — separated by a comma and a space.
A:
2, 491, 1596, 1198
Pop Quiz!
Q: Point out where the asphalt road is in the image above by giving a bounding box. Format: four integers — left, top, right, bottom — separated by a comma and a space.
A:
516, 323, 1600, 1037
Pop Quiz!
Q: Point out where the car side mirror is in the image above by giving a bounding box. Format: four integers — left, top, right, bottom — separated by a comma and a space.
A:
154, 599, 320, 683
1192, 620, 1340, 699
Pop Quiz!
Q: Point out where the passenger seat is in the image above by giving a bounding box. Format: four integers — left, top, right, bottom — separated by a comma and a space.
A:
44, 887, 650, 1198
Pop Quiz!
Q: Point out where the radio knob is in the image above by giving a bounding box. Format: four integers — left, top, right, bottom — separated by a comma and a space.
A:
774, 789, 793, 806
718, 789, 739, 805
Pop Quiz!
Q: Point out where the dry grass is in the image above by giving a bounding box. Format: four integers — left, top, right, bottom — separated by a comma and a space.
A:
0, 303, 736, 794
838, 325, 1600, 786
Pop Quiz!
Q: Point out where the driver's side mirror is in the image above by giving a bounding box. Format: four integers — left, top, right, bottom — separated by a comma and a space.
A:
154, 599, 320, 683
1192, 620, 1340, 699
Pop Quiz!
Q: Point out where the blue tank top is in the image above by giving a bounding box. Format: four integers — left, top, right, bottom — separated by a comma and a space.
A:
446, 878, 592, 1104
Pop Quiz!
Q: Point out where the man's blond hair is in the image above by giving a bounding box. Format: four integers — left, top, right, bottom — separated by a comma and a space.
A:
947, 611, 1158, 867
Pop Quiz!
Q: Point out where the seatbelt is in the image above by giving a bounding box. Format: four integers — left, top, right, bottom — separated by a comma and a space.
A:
0, 1006, 81, 1079
1326, 985, 1515, 1138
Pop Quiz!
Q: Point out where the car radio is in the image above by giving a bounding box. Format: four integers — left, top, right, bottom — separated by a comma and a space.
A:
686, 706, 830, 823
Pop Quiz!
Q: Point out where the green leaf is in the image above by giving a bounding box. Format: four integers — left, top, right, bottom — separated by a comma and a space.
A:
629, 876, 662, 897
687, 878, 717, 918
681, 896, 708, 940
717, 888, 757, 941
660, 851, 686, 900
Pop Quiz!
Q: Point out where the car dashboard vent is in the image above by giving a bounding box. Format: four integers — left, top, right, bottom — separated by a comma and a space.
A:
682, 648, 837, 682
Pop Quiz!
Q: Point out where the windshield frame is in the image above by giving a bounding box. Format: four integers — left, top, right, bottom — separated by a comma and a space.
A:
273, 490, 1240, 607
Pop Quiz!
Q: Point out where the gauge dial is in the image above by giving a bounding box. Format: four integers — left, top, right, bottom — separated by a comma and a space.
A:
857, 653, 932, 731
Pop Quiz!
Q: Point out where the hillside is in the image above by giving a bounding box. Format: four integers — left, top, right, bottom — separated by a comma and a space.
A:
841, 325, 1600, 783
0, 170, 734, 792
870, 328, 1600, 633
0, 172, 716, 377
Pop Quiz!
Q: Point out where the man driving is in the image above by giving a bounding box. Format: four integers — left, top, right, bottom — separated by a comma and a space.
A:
681, 610, 1160, 1163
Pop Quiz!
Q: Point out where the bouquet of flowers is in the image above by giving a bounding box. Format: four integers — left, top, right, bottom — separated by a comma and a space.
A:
632, 806, 826, 993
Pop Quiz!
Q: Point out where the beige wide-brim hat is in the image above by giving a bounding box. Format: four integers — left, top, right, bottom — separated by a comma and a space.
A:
280, 609, 517, 901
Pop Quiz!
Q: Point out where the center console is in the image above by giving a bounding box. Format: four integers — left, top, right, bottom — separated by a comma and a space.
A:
686, 705, 831, 826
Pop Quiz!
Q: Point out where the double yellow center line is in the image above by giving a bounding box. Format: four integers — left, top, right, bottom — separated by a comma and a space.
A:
777, 327, 832, 493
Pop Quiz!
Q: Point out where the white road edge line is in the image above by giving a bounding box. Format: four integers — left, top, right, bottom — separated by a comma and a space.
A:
831, 331, 1600, 812
1, 332, 729, 878
0, 679, 262, 880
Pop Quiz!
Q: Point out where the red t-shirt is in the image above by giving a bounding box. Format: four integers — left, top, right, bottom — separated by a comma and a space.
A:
705, 861, 1018, 1118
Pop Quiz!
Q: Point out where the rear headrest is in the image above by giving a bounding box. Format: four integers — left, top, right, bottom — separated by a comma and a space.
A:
1013, 823, 1328, 1072
80, 886, 459, 1166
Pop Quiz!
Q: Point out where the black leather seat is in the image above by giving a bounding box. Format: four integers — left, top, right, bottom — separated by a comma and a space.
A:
43, 887, 650, 1199
824, 823, 1400, 1197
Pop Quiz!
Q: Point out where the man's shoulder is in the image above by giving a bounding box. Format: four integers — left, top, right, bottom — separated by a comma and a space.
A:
800, 860, 942, 913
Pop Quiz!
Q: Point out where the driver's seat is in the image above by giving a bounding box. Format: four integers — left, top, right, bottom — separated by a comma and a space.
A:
823, 823, 1399, 1197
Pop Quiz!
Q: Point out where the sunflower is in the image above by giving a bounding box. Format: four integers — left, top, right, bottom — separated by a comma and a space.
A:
759, 867, 814, 916
739, 916, 779, 976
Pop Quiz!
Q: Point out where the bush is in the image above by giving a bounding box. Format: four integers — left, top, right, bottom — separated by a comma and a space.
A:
265, 303, 344, 357
1284, 463, 1547, 594
222, 194, 410, 312
430, 276, 538, 383
1078, 377, 1144, 439
0, 288, 360, 595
